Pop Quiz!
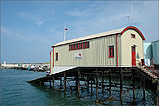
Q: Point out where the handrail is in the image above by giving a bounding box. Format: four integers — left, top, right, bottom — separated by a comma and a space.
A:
145, 65, 158, 75
144, 61, 159, 72
144, 61, 159, 76
149, 65, 159, 72
136, 60, 158, 77
145, 65, 158, 73
145, 68, 156, 78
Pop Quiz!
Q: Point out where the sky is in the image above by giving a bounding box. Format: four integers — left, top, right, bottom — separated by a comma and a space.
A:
1, 1, 159, 63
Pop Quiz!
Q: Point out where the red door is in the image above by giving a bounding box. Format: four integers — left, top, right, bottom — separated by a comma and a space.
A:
131, 46, 136, 66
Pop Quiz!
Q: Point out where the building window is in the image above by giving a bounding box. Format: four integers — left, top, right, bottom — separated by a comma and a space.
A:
85, 42, 89, 48
109, 45, 114, 58
56, 53, 58, 61
78, 43, 81, 49
71, 45, 74, 50
83, 42, 85, 48
131, 34, 135, 38
69, 45, 72, 51
69, 41, 89, 51
74, 44, 76, 50
76, 44, 78, 49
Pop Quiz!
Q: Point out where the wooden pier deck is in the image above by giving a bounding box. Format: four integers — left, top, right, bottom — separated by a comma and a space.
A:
27, 67, 159, 106
27, 76, 51, 84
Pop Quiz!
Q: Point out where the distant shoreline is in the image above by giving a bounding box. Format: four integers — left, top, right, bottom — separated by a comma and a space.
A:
0, 66, 47, 72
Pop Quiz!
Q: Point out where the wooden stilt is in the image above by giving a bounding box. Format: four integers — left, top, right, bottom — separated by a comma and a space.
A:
87, 77, 89, 92
156, 80, 159, 106
109, 70, 111, 96
102, 71, 104, 93
52, 76, 55, 89
96, 72, 98, 103
76, 75, 78, 92
91, 74, 93, 96
120, 70, 123, 106
77, 70, 80, 98
64, 73, 66, 93
49, 79, 51, 87
70, 86, 72, 93
156, 96, 159, 106
143, 76, 145, 101
132, 70, 135, 104
60, 77, 62, 89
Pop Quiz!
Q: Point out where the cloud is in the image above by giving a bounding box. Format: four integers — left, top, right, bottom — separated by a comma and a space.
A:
66, 8, 95, 17
65, 4, 130, 39
33, 14, 44, 26
65, 1, 158, 42
1, 27, 50, 43
17, 9, 55, 26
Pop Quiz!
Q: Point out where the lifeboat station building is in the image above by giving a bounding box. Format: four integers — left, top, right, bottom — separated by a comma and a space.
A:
50, 26, 145, 75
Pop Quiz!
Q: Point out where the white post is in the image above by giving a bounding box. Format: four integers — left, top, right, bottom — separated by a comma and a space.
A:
64, 22, 67, 41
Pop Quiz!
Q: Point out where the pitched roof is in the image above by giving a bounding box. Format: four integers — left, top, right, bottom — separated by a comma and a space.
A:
53, 26, 145, 47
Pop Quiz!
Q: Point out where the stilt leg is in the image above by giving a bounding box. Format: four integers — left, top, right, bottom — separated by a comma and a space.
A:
132, 70, 135, 104
52, 76, 54, 89
143, 76, 145, 101
120, 70, 123, 106
64, 73, 66, 93
156, 80, 159, 106
87, 77, 89, 92
102, 71, 104, 93
49, 79, 51, 87
109, 71, 112, 96
91, 74, 93, 96
60, 77, 62, 89
78, 70, 80, 98
96, 72, 98, 103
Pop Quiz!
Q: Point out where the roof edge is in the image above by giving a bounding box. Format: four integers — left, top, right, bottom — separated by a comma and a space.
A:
52, 26, 145, 48
121, 26, 145, 40
52, 33, 121, 47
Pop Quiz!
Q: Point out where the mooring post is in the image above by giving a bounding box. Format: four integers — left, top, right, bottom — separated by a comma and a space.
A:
64, 73, 66, 93
132, 70, 135, 104
52, 76, 55, 89
109, 70, 112, 96
91, 74, 93, 96
120, 70, 123, 106
102, 71, 104, 93
96, 71, 98, 103
143, 76, 145, 101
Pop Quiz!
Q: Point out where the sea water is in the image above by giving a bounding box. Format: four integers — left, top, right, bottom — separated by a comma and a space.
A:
0, 69, 157, 106
0, 69, 94, 106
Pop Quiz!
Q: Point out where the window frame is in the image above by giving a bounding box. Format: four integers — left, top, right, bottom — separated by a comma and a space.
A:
69, 41, 89, 51
109, 45, 114, 58
131, 34, 135, 38
55, 53, 58, 61
69, 45, 72, 50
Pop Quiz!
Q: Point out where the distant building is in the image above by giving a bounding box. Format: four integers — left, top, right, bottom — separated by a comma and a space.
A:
144, 43, 152, 59
144, 40, 159, 65
50, 26, 145, 75
152, 40, 159, 64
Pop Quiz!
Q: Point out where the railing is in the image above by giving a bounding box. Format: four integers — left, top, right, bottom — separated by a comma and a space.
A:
136, 60, 159, 78
145, 65, 159, 77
